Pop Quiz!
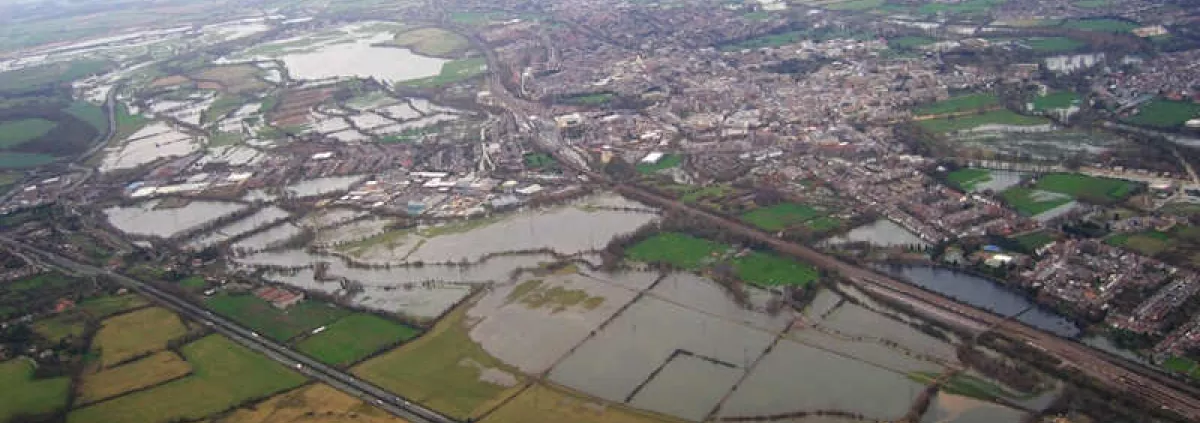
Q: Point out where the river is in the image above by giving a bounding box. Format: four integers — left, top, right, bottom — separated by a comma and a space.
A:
881, 265, 1081, 338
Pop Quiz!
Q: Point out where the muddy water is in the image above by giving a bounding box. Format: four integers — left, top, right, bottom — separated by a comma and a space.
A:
105, 200, 247, 238
719, 339, 925, 421
649, 273, 794, 332
232, 222, 303, 251
920, 393, 1026, 423
187, 206, 291, 248
279, 33, 447, 83
628, 354, 743, 421
285, 175, 365, 198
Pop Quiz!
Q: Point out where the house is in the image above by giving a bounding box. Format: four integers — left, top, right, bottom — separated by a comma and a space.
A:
254, 286, 305, 309
54, 298, 76, 313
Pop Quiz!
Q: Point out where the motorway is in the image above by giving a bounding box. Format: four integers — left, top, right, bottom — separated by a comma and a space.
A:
0, 236, 455, 423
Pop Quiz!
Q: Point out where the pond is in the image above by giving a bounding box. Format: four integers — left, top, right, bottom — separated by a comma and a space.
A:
826, 219, 928, 247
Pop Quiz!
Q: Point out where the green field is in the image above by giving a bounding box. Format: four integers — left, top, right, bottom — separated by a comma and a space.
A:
740, 203, 826, 231
68, 335, 306, 423
1106, 231, 1171, 256
913, 93, 999, 116
625, 232, 730, 270
390, 28, 469, 57
636, 154, 682, 174
1126, 99, 1200, 129
1031, 91, 1080, 111
908, 372, 1012, 401
731, 252, 820, 287
915, 0, 1002, 16
65, 101, 108, 133
0, 60, 110, 95
1061, 18, 1138, 33
202, 95, 245, 124
523, 153, 556, 170
298, 314, 421, 367
0, 118, 57, 149
1001, 188, 1072, 216
0, 359, 69, 422
888, 36, 936, 49
562, 93, 614, 106
31, 312, 88, 343
401, 57, 487, 88
1023, 37, 1087, 52
1163, 356, 1199, 379
1073, 0, 1111, 7
178, 276, 207, 289
946, 168, 992, 191
805, 216, 843, 231
720, 31, 803, 51
205, 294, 349, 342
824, 0, 884, 11
352, 307, 523, 420
1035, 173, 1137, 203
77, 295, 148, 318
0, 152, 55, 169
918, 109, 1050, 133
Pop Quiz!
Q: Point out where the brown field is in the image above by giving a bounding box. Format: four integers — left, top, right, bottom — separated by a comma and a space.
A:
92, 307, 189, 368
215, 384, 410, 423
150, 75, 191, 88
77, 351, 192, 405
481, 383, 684, 423
269, 88, 333, 127
190, 65, 271, 93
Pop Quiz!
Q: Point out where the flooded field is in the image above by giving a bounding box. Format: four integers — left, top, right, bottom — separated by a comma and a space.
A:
187, 206, 290, 248
971, 170, 1025, 193
105, 200, 246, 238
921, 393, 1026, 423
628, 353, 743, 421
883, 265, 1080, 337
719, 339, 925, 421
951, 129, 1131, 161
826, 219, 928, 247
285, 175, 365, 198
100, 122, 202, 173
345, 195, 658, 264
231, 222, 303, 252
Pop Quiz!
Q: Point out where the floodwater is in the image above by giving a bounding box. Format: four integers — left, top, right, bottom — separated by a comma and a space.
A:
1034, 200, 1079, 222
719, 339, 924, 421
817, 302, 958, 365
921, 393, 1026, 423
1082, 334, 1150, 365
628, 353, 743, 421
467, 271, 644, 373
277, 32, 446, 83
231, 222, 303, 252
971, 170, 1024, 193
882, 265, 1080, 337
358, 197, 657, 264
826, 219, 928, 247
101, 122, 202, 172
649, 273, 794, 332
105, 200, 247, 238
285, 175, 365, 197
187, 206, 290, 248
260, 268, 472, 320
548, 294, 775, 411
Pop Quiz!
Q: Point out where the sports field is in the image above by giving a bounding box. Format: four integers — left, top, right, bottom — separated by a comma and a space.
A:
1031, 92, 1080, 111
298, 314, 421, 366
68, 335, 306, 423
740, 203, 825, 231
1000, 188, 1072, 216
352, 307, 524, 420
0, 358, 69, 422
205, 293, 349, 341
945, 168, 991, 191
92, 307, 189, 368
913, 93, 999, 116
731, 251, 820, 287
1034, 173, 1137, 203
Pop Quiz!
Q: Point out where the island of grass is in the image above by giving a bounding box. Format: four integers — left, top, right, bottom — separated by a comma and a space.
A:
1060, 18, 1138, 33
204, 293, 350, 342
1125, 99, 1200, 129
913, 93, 999, 116
298, 314, 421, 367
625, 232, 820, 287
68, 335, 306, 423
352, 307, 525, 420
1031, 91, 1080, 112
945, 168, 992, 191
401, 57, 487, 88
636, 154, 682, 174
389, 27, 470, 57
1022, 37, 1087, 52
0, 118, 57, 149
918, 109, 1050, 133
0, 358, 69, 422
740, 203, 826, 231
908, 371, 1015, 401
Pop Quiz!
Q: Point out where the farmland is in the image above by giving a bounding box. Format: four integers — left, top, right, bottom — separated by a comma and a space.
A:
482, 382, 683, 423
68, 335, 306, 423
92, 307, 189, 368
77, 351, 193, 405
31, 312, 88, 343
77, 294, 148, 318
1126, 99, 1200, 129
913, 93, 999, 116
945, 168, 992, 191
918, 109, 1050, 133
0, 359, 69, 422
0, 119, 57, 149
219, 384, 411, 423
205, 293, 349, 341
352, 307, 524, 420
297, 314, 421, 366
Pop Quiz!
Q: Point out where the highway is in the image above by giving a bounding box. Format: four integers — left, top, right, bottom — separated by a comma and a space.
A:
0, 236, 456, 423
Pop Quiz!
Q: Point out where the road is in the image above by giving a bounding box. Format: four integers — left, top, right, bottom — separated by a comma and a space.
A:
0, 236, 456, 423
612, 185, 1200, 421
